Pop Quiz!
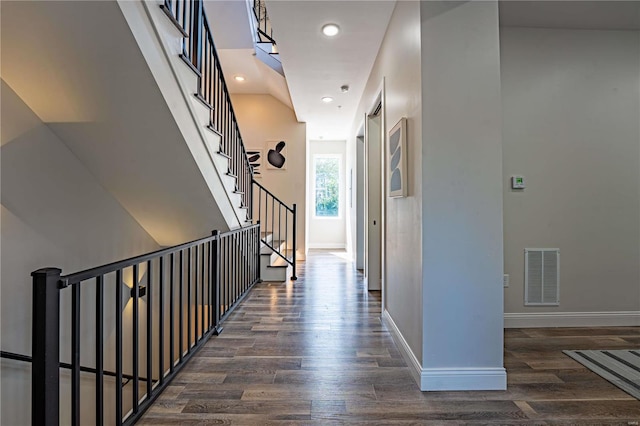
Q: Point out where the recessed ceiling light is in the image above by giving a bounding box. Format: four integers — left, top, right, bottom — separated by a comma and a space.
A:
322, 23, 340, 37
321, 96, 334, 103
340, 85, 350, 93
234, 75, 246, 82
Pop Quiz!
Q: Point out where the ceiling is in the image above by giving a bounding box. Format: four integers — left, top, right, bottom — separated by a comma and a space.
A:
265, 0, 396, 140
205, 1, 293, 108
206, 0, 638, 142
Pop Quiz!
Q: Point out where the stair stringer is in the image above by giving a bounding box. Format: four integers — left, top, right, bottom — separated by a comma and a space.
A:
118, 0, 248, 229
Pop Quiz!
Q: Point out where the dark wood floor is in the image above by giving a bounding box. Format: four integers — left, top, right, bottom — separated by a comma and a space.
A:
140, 250, 640, 425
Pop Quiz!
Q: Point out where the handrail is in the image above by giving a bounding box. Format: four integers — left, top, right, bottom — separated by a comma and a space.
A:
61, 234, 216, 286
252, 0, 275, 44
253, 179, 294, 213
253, 179, 297, 280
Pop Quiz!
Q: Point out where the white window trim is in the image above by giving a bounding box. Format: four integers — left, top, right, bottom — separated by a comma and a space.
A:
312, 154, 343, 220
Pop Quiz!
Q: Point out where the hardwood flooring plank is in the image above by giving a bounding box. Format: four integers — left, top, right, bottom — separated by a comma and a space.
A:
140, 251, 640, 425
181, 399, 311, 415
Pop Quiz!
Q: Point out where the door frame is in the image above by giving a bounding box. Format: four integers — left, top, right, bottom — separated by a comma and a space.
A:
364, 80, 386, 309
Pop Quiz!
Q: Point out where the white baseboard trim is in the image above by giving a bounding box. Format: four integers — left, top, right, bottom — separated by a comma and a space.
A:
382, 310, 507, 391
421, 368, 506, 391
381, 310, 422, 387
504, 311, 640, 328
307, 243, 347, 249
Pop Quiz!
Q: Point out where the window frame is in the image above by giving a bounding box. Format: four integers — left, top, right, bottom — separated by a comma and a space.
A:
312, 154, 343, 220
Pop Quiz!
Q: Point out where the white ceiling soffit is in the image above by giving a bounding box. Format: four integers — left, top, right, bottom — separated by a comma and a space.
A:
204, 1, 293, 109
265, 0, 396, 140
204, 0, 255, 49
218, 48, 294, 108
499, 1, 640, 30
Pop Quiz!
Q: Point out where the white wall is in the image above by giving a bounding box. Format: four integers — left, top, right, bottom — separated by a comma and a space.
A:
231, 94, 307, 258
420, 1, 505, 390
349, 1, 423, 360
307, 140, 347, 249
1, 80, 160, 425
501, 27, 640, 321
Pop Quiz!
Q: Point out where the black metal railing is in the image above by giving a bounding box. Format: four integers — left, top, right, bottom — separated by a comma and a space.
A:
253, 180, 297, 280
162, 0, 253, 222
15, 224, 260, 426
158, 0, 296, 279
253, 0, 276, 45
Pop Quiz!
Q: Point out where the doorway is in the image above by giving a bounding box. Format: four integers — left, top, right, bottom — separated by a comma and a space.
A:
364, 101, 383, 291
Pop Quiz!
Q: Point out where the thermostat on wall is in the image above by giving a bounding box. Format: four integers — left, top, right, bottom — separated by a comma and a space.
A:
511, 176, 525, 189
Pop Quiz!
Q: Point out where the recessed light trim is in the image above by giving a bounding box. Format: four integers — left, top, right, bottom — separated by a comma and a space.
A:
322, 23, 340, 37
321, 96, 334, 103
234, 75, 246, 82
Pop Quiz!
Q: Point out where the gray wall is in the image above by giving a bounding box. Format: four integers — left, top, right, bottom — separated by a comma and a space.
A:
1, 80, 160, 425
350, 1, 424, 360
420, 1, 505, 387
501, 27, 640, 314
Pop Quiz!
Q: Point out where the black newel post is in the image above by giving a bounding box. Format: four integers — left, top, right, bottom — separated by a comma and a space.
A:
31, 267, 62, 426
211, 230, 223, 335
291, 204, 297, 281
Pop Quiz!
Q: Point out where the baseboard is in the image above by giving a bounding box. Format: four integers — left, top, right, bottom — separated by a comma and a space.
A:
381, 310, 422, 387
307, 243, 347, 249
504, 311, 640, 328
382, 310, 507, 391
421, 367, 507, 391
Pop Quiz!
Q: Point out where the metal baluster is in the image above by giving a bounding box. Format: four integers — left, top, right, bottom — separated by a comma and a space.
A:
169, 253, 175, 373
187, 247, 192, 352
179, 250, 184, 361
195, 245, 199, 342
133, 264, 139, 413
211, 231, 220, 333
159, 256, 165, 384
95, 275, 104, 426
115, 270, 123, 426
201, 243, 205, 337
71, 284, 80, 426
146, 259, 153, 399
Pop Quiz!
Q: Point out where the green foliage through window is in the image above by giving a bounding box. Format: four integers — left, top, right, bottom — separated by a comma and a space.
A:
315, 157, 340, 217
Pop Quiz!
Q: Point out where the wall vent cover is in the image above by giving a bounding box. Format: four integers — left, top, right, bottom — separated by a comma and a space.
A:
525, 248, 560, 306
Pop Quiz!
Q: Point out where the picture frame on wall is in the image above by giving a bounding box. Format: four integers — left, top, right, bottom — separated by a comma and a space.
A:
265, 140, 287, 170
246, 149, 263, 178
388, 117, 407, 198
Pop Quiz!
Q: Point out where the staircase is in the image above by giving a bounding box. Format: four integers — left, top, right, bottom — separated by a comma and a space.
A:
260, 233, 291, 281
132, 0, 297, 280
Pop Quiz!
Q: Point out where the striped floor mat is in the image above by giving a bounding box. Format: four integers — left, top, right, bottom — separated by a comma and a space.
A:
563, 349, 640, 400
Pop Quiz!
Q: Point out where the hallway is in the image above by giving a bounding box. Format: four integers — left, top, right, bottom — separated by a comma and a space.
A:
140, 251, 640, 424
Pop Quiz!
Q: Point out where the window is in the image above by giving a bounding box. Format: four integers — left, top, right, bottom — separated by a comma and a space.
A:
314, 156, 341, 218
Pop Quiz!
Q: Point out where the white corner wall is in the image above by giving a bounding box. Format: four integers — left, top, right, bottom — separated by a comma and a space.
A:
1, 80, 160, 425
308, 140, 347, 249
501, 27, 640, 327
420, 1, 505, 390
230, 94, 307, 259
